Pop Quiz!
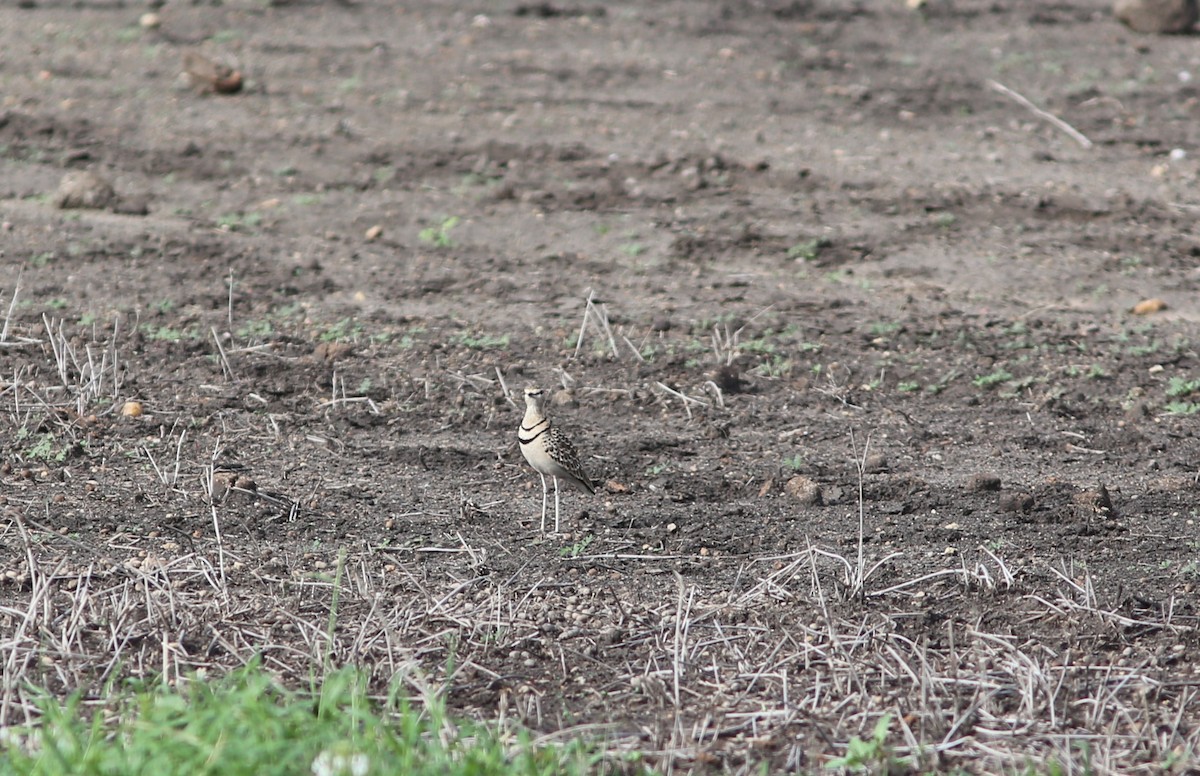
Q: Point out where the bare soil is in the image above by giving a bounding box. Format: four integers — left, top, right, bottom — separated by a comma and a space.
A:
2, 1, 1200, 772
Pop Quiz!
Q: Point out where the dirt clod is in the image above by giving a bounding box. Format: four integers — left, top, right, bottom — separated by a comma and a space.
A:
55, 171, 117, 210
1113, 0, 1198, 33
785, 475, 823, 505
999, 493, 1035, 513
967, 473, 1003, 492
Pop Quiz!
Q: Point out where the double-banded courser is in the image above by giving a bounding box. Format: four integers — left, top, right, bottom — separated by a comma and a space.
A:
518, 386, 595, 532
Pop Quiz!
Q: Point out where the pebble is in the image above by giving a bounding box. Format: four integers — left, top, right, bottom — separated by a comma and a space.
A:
1131, 298, 1168, 315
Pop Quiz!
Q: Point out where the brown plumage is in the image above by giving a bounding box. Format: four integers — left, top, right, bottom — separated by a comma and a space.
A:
518, 386, 594, 532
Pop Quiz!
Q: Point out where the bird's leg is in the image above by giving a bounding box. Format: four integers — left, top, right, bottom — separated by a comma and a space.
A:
539, 472, 549, 532
553, 476, 562, 533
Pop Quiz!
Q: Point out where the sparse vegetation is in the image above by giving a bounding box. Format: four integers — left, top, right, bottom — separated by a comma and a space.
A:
216, 211, 263, 232
825, 715, 906, 773
972, 368, 1013, 389
787, 237, 831, 261
3, 6, 1200, 775
319, 318, 365, 342
0, 665, 606, 776
419, 216, 460, 248
453, 331, 509, 350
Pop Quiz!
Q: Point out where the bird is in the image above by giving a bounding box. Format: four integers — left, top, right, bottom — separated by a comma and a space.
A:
517, 386, 595, 532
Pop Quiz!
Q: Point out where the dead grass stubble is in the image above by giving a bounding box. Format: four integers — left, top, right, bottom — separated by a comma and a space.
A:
1, 504, 1197, 774
0, 305, 1197, 774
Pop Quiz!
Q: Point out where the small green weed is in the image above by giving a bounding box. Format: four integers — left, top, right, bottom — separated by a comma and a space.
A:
972, 369, 1013, 389
25, 432, 70, 463
237, 319, 274, 339
319, 318, 364, 343
454, 331, 509, 350
397, 327, 426, 349
216, 211, 263, 232
560, 535, 594, 558
419, 216, 460, 248
754, 355, 793, 378
142, 324, 199, 342
1127, 341, 1161, 357
826, 714, 907, 773
783, 454, 804, 471
1166, 376, 1200, 398
787, 237, 831, 261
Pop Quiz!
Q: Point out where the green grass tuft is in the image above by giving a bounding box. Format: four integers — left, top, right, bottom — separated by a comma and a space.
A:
0, 663, 616, 776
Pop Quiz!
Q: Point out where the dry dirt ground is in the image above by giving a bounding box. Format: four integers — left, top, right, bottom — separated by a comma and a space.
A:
2, 0, 1200, 773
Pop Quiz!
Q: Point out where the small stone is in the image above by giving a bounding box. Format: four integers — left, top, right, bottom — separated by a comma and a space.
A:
1113, 0, 1198, 33
1131, 298, 1168, 315
139, 12, 160, 28
364, 224, 383, 241
121, 400, 143, 417
785, 475, 823, 505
